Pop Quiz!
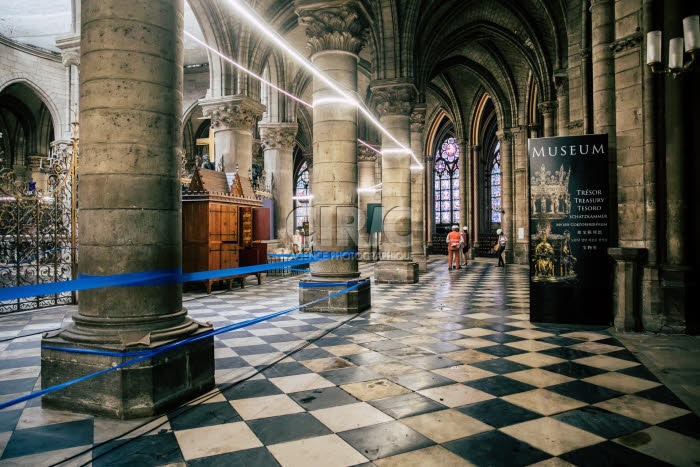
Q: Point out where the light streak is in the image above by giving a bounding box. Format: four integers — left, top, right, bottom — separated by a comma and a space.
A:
223, 0, 424, 170
184, 31, 313, 109
357, 139, 382, 154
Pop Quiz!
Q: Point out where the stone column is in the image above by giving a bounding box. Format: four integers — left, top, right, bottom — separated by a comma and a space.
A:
590, 0, 618, 244
296, 0, 371, 312
200, 96, 265, 185
660, 0, 692, 333
496, 129, 513, 264
357, 145, 378, 260
259, 122, 298, 247
373, 82, 418, 284
41, 0, 214, 419
511, 126, 529, 264
410, 105, 427, 272
555, 74, 570, 136
55, 34, 81, 139
538, 101, 558, 137
470, 145, 481, 252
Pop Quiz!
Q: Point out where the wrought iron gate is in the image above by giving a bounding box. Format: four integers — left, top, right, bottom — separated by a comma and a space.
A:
0, 127, 78, 314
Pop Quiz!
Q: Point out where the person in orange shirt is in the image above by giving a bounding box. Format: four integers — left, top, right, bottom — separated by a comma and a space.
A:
446, 225, 462, 270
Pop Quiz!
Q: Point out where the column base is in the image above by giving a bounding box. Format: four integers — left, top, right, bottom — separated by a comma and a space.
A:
374, 261, 419, 284
299, 278, 371, 313
609, 247, 647, 332
41, 327, 215, 419
412, 253, 427, 273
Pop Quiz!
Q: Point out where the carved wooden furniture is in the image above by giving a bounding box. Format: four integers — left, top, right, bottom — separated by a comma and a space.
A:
182, 168, 268, 293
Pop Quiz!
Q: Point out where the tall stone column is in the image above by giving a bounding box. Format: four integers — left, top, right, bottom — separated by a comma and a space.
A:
259, 122, 298, 247
41, 0, 214, 418
373, 82, 419, 284
590, 0, 618, 243
410, 106, 427, 272
296, 0, 371, 312
511, 126, 529, 264
357, 145, 378, 260
200, 96, 265, 185
470, 145, 481, 251
496, 129, 514, 264
55, 34, 81, 139
555, 75, 570, 136
538, 101, 558, 137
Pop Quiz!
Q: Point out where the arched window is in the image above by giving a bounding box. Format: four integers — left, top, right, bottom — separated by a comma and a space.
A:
491, 141, 502, 224
434, 137, 460, 225
295, 161, 310, 228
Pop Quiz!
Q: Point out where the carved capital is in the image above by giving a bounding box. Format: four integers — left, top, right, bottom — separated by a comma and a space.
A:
358, 145, 378, 162
55, 34, 80, 68
538, 100, 558, 115
61, 50, 80, 67
296, 1, 369, 56
259, 123, 298, 151
410, 105, 426, 133
610, 32, 643, 55
371, 83, 416, 117
554, 72, 568, 95
580, 48, 591, 61
496, 130, 512, 143
200, 96, 266, 132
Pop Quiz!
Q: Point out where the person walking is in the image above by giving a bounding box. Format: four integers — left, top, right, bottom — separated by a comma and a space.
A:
496, 228, 507, 267
446, 225, 462, 270
460, 226, 470, 267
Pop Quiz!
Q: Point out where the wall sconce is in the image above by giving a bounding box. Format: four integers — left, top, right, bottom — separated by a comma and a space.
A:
647, 15, 699, 78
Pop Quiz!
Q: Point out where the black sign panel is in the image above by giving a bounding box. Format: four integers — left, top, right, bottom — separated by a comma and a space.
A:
528, 135, 612, 325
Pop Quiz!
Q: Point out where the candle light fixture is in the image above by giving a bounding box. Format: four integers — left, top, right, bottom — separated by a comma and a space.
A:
647, 15, 699, 78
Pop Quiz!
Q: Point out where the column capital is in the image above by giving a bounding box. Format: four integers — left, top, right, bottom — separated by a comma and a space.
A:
56, 34, 81, 67
296, 0, 369, 56
554, 71, 568, 96
496, 129, 513, 142
259, 122, 298, 151
370, 81, 417, 117
199, 96, 266, 132
538, 100, 558, 116
358, 145, 378, 162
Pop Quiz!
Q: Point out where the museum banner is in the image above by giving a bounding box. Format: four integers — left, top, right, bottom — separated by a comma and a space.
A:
528, 134, 612, 325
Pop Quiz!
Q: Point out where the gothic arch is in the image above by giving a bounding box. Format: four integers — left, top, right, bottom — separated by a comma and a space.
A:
0, 75, 62, 141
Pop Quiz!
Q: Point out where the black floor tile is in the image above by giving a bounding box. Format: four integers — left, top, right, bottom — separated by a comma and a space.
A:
539, 347, 595, 360
537, 336, 583, 347
541, 361, 608, 379
289, 348, 335, 361
2, 419, 94, 459
0, 408, 22, 433
470, 358, 531, 374
360, 340, 407, 352
0, 357, 40, 370
416, 342, 465, 354
247, 412, 332, 445
288, 386, 359, 411
443, 430, 551, 467
464, 375, 537, 397
369, 392, 447, 419
388, 371, 455, 391
314, 336, 352, 347
338, 421, 435, 461
186, 446, 281, 466
92, 431, 184, 467
319, 366, 381, 385
233, 344, 282, 356
634, 385, 690, 409
605, 349, 642, 362
457, 398, 541, 428
480, 323, 521, 333
476, 344, 528, 358
342, 352, 396, 366
168, 401, 242, 431
258, 361, 313, 378
480, 333, 524, 344
547, 380, 624, 404
560, 440, 674, 467
215, 356, 252, 370
0, 377, 37, 396
657, 413, 700, 439
616, 364, 662, 382
259, 334, 300, 343
553, 406, 650, 439
430, 331, 467, 341
220, 379, 283, 400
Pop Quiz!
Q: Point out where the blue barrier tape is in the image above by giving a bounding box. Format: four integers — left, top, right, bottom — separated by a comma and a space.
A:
0, 251, 358, 302
299, 280, 364, 288
0, 279, 369, 410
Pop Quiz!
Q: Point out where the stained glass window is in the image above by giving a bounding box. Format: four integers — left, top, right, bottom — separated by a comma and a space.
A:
433, 137, 460, 225
491, 141, 502, 224
295, 161, 310, 228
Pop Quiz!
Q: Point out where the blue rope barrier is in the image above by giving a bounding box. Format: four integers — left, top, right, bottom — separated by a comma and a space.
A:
0, 250, 358, 302
0, 278, 368, 411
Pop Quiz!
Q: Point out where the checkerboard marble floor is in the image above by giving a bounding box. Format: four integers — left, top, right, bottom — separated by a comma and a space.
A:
1, 258, 699, 466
